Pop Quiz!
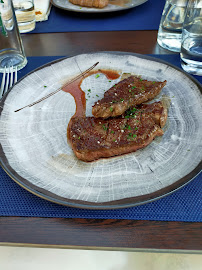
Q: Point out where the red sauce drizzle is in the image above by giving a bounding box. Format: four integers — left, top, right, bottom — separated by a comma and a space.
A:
62, 78, 86, 118
99, 69, 120, 80
64, 70, 120, 142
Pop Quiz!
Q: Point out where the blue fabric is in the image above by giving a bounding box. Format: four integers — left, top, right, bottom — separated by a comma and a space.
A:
31, 0, 165, 33
3, 54, 202, 84
0, 54, 201, 221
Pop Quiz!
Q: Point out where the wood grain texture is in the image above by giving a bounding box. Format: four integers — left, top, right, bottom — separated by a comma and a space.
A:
21, 31, 174, 56
0, 217, 201, 251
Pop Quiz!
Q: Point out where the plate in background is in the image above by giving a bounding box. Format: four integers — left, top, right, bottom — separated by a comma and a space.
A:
51, 0, 148, 13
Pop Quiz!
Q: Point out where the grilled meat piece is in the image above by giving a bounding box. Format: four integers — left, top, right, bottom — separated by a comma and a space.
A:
92, 76, 167, 119
69, 102, 167, 162
69, 0, 109, 8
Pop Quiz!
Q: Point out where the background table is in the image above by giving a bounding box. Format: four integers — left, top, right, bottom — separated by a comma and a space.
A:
0, 29, 201, 253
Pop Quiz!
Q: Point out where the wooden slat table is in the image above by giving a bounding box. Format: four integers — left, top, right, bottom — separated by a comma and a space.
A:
0, 30, 201, 253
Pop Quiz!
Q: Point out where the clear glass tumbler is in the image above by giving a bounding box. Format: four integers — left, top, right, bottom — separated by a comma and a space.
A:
180, 0, 202, 76
12, 0, 35, 33
0, 0, 27, 72
157, 0, 188, 52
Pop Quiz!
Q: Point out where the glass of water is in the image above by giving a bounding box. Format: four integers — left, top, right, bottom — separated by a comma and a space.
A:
180, 0, 202, 76
157, 0, 188, 52
0, 0, 27, 72
12, 0, 35, 33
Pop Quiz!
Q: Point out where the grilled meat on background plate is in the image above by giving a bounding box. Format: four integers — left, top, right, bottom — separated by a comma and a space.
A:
92, 76, 167, 119
69, 0, 109, 8
68, 102, 167, 162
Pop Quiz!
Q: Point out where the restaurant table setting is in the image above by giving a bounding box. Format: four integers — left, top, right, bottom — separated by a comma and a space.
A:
0, 0, 201, 250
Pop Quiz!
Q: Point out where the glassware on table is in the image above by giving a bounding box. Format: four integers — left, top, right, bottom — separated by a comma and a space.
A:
12, 0, 35, 33
180, 0, 202, 76
0, 0, 27, 72
157, 0, 188, 52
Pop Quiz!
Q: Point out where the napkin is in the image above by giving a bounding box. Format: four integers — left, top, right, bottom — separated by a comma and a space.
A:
34, 0, 51, 22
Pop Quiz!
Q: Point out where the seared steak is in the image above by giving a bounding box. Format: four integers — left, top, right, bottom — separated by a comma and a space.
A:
69, 0, 109, 8
92, 76, 167, 118
69, 102, 167, 162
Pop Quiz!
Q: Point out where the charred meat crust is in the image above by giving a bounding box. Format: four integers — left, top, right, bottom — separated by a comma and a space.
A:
92, 76, 167, 119
69, 102, 167, 162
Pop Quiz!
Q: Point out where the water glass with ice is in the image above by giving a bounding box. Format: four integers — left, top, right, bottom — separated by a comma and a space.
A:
180, 0, 202, 76
157, 0, 188, 52
12, 0, 35, 33
0, 0, 27, 72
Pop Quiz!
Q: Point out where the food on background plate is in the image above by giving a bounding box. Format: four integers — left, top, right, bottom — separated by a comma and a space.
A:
68, 102, 167, 162
92, 76, 167, 119
69, 0, 109, 8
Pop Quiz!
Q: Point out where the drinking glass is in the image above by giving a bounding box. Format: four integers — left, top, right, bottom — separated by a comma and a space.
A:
12, 0, 35, 33
0, 0, 27, 72
180, 0, 202, 75
157, 0, 188, 52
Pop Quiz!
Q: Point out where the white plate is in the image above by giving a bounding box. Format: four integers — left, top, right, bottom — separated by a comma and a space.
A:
51, 0, 148, 13
0, 52, 201, 209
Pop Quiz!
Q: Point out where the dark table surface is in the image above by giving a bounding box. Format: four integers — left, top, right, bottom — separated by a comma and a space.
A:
0, 30, 201, 253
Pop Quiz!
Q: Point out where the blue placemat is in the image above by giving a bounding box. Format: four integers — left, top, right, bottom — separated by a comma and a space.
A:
31, 0, 165, 33
0, 54, 201, 222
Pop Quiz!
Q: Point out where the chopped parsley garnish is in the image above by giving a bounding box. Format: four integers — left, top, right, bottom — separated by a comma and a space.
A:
95, 74, 100, 78
109, 80, 111, 82
103, 125, 108, 131
44, 85, 47, 88
132, 86, 136, 89
120, 98, 124, 101
111, 130, 115, 134
141, 87, 145, 91
129, 90, 131, 92
152, 81, 156, 84
78, 136, 80, 140
88, 89, 91, 92
124, 107, 138, 118
96, 94, 99, 97
139, 78, 143, 81
133, 134, 137, 138
127, 133, 133, 140
135, 127, 138, 130
110, 107, 113, 112
113, 139, 116, 142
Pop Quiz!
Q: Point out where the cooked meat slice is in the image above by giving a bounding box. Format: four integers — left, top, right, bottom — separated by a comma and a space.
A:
92, 76, 167, 119
130, 101, 168, 128
69, 0, 108, 8
68, 102, 167, 162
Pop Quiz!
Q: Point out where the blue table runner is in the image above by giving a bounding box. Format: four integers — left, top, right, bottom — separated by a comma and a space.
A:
31, 0, 165, 33
0, 54, 201, 222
